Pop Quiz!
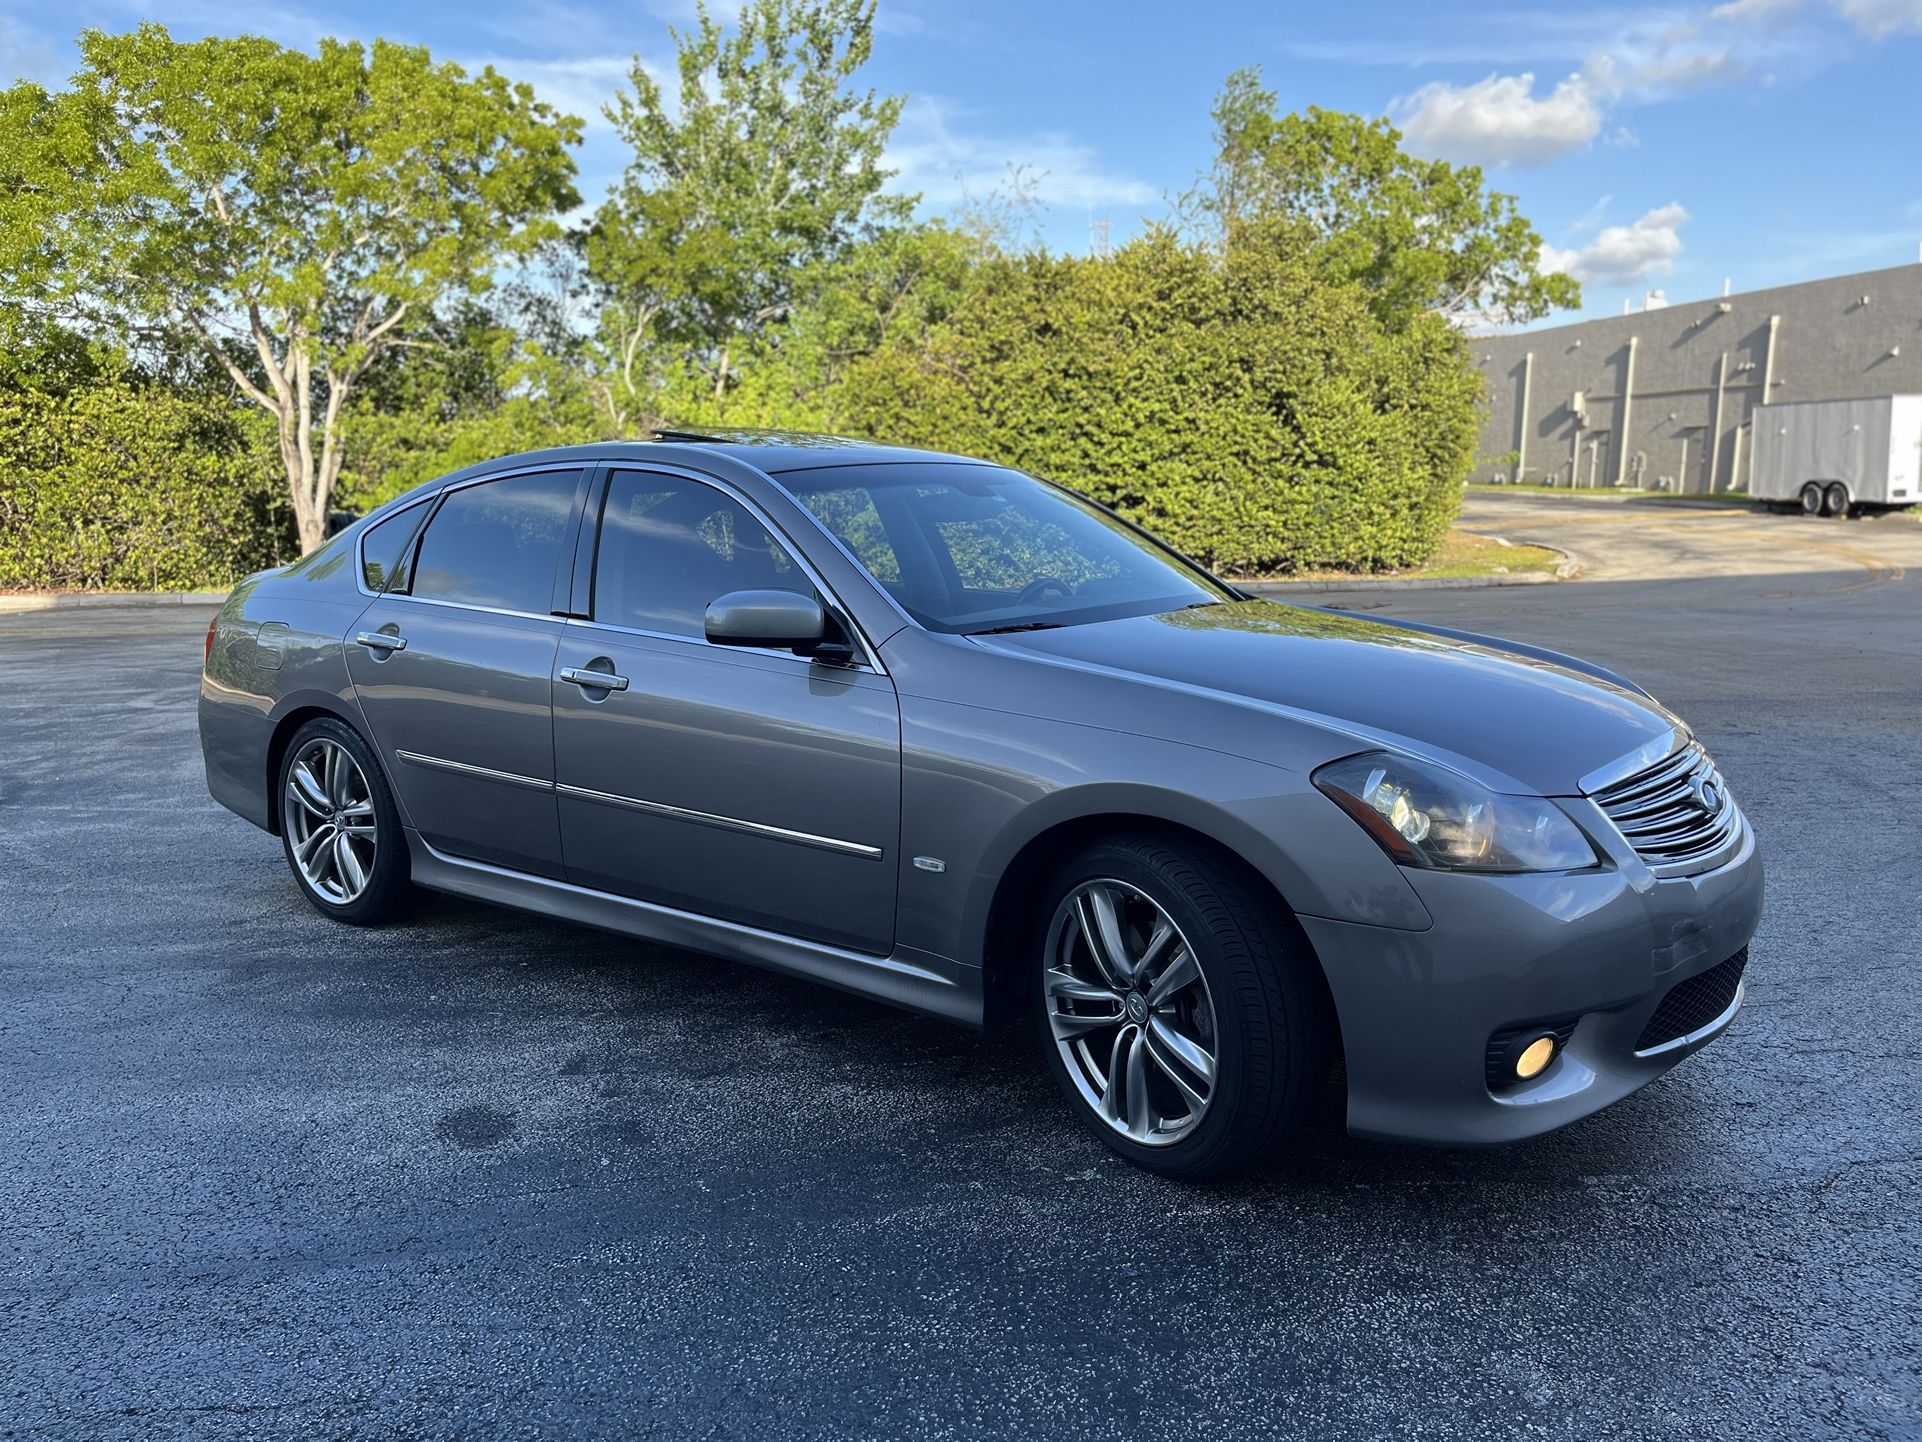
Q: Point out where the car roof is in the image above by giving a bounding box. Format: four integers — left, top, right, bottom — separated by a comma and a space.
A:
370, 431, 997, 517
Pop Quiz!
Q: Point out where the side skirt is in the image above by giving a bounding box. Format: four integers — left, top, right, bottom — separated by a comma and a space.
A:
404, 828, 982, 1026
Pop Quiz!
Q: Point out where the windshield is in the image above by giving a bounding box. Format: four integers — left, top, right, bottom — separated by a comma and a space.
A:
776, 462, 1231, 634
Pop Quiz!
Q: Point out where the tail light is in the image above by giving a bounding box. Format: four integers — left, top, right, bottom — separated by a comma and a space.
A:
204, 616, 218, 666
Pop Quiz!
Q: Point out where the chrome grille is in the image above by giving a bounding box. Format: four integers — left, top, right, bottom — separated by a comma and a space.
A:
1588, 739, 1742, 875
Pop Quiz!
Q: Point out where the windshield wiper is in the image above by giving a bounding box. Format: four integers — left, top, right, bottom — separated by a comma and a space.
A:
969, 620, 1066, 636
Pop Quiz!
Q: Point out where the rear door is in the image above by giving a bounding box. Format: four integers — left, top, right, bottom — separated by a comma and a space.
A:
552, 467, 901, 955
346, 467, 588, 878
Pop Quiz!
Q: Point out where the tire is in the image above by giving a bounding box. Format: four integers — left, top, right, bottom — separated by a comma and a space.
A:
1823, 482, 1851, 518
276, 716, 413, 925
1800, 482, 1824, 516
1033, 835, 1332, 1179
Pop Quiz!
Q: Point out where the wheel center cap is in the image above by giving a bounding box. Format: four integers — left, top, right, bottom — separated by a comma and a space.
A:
1125, 992, 1149, 1025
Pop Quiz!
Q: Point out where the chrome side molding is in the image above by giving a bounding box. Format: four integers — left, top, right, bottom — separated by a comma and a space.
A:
556, 782, 883, 860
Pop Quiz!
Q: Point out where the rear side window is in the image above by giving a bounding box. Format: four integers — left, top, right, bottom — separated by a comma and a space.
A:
411, 470, 581, 614
359, 501, 430, 593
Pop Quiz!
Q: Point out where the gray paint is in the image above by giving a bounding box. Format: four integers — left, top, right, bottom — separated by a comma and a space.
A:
199, 437, 1764, 1146
1473, 260, 1922, 492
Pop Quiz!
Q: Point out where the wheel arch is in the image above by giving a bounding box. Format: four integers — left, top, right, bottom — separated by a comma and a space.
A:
976, 809, 1338, 1051
262, 698, 371, 837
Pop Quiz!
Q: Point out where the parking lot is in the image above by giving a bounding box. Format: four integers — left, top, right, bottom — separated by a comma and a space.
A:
4, 496, 1919, 1440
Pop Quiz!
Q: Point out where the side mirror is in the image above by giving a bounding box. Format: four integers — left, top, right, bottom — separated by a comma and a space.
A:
705, 589, 846, 659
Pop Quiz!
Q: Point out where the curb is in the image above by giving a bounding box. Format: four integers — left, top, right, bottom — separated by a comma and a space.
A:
1235, 540, 1583, 593
1468, 487, 1758, 512
0, 591, 229, 614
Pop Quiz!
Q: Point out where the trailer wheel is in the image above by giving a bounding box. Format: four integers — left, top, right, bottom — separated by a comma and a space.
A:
1800, 482, 1824, 515
1822, 482, 1851, 518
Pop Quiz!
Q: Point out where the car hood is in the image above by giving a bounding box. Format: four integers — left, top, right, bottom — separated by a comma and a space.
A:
978, 599, 1680, 795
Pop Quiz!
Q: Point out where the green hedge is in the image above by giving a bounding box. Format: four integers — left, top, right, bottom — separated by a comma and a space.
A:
0, 380, 289, 591
838, 225, 1482, 575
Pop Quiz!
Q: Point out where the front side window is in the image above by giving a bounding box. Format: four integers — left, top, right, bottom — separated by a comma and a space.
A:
778, 463, 1228, 634
359, 500, 430, 593
593, 470, 810, 638
411, 470, 580, 614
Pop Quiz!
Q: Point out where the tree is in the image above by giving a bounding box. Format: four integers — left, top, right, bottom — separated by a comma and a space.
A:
0, 25, 581, 553
1189, 70, 1580, 328
584, 0, 908, 431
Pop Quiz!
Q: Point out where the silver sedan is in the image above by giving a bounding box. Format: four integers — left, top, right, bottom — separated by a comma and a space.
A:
200, 434, 1763, 1176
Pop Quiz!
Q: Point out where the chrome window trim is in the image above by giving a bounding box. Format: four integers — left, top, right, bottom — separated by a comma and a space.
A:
395, 749, 554, 792
371, 591, 566, 625
555, 782, 884, 860
588, 462, 888, 675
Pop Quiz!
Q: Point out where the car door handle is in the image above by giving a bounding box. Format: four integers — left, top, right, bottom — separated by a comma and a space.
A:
354, 631, 407, 652
560, 666, 629, 692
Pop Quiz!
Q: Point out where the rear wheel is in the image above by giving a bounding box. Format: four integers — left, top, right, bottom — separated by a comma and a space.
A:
277, 716, 413, 924
1823, 482, 1851, 518
1800, 482, 1824, 516
1034, 835, 1331, 1178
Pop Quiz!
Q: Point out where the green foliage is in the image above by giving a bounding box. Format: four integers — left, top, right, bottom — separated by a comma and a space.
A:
837, 223, 1481, 576
1192, 72, 1580, 328
584, 0, 908, 428
0, 23, 581, 551
0, 21, 1573, 590
335, 291, 603, 509
0, 373, 288, 590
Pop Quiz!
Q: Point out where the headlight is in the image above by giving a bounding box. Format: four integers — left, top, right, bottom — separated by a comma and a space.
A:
1312, 751, 1598, 873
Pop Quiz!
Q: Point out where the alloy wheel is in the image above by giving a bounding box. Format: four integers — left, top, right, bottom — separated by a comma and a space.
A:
282, 737, 378, 905
1043, 878, 1219, 1147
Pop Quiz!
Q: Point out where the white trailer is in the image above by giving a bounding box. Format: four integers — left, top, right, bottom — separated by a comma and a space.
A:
1748, 394, 1922, 516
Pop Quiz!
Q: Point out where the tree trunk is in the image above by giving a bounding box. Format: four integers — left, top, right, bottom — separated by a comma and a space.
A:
277, 422, 330, 555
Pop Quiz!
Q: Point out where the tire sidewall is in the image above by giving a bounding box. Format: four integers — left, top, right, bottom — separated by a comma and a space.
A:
277, 716, 409, 924
1824, 483, 1850, 518
1032, 842, 1257, 1177
1801, 483, 1823, 515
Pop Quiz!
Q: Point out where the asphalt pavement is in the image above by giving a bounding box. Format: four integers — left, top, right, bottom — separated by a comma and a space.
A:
3, 496, 1918, 1440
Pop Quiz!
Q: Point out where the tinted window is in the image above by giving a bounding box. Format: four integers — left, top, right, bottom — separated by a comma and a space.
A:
359, 501, 430, 593
594, 471, 810, 638
779, 463, 1227, 634
411, 471, 580, 614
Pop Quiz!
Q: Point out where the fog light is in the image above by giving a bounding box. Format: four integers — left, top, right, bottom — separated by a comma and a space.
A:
1515, 1035, 1558, 1079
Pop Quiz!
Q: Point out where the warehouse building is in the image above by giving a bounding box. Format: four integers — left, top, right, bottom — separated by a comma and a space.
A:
1471, 259, 1922, 493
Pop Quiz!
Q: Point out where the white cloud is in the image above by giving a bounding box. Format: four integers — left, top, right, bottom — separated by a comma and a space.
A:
1540, 203, 1691, 285
1393, 71, 1603, 168
883, 96, 1158, 212
1830, 0, 1922, 36
1387, 0, 1910, 169
466, 54, 644, 130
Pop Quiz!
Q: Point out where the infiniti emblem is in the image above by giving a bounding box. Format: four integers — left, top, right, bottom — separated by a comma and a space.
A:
1688, 772, 1723, 815
1125, 992, 1150, 1025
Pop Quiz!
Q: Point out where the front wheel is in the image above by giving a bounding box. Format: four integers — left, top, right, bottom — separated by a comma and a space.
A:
277, 716, 413, 924
1800, 482, 1824, 516
1034, 836, 1332, 1178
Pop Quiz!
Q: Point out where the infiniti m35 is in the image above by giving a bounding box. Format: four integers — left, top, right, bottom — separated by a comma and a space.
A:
200, 434, 1763, 1176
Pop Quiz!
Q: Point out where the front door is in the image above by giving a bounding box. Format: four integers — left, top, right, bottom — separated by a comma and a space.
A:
552, 468, 901, 955
347, 467, 585, 878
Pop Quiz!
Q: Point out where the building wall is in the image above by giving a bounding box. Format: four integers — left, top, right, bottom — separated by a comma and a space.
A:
1471, 261, 1922, 492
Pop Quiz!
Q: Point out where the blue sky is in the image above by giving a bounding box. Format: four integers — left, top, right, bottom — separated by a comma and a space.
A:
5, 0, 1921, 325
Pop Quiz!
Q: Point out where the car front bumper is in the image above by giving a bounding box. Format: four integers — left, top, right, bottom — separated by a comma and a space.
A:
1301, 806, 1765, 1147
